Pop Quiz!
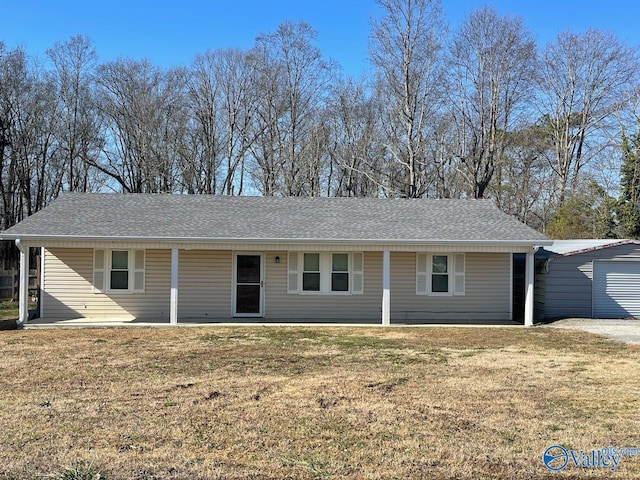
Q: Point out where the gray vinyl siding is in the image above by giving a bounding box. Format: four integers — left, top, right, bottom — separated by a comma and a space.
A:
264, 251, 382, 320
390, 252, 511, 321
593, 261, 640, 318
43, 248, 171, 320
178, 250, 232, 319
544, 244, 640, 319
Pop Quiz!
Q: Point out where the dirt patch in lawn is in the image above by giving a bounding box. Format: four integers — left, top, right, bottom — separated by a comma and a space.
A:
0, 327, 639, 479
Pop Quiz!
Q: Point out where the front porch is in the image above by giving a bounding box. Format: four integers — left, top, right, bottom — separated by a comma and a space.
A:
15, 243, 538, 328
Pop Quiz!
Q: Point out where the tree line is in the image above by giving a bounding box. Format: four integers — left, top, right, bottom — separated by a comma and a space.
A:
2, 0, 640, 251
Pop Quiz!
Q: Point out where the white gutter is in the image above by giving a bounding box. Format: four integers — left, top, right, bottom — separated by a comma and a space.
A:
0, 233, 553, 247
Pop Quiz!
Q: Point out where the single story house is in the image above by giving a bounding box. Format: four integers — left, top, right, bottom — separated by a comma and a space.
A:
0, 193, 551, 326
537, 239, 640, 319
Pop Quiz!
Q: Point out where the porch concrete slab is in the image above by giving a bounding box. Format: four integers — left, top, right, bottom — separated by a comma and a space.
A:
22, 318, 523, 329
545, 318, 640, 345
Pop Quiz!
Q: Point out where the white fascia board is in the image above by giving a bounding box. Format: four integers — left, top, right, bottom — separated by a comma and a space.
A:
0, 233, 552, 247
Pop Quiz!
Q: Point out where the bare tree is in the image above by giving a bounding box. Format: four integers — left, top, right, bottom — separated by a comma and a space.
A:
302, 109, 332, 197
498, 124, 556, 230
370, 0, 446, 197
94, 59, 188, 193
0, 42, 19, 231
185, 49, 254, 195
214, 49, 254, 195
448, 6, 536, 198
248, 21, 334, 196
0, 45, 62, 221
537, 29, 639, 205
326, 78, 385, 197
46, 35, 102, 193
424, 111, 464, 198
16, 74, 61, 216
184, 52, 225, 194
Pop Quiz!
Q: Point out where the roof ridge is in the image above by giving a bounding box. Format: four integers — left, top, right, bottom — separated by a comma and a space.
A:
54, 192, 496, 201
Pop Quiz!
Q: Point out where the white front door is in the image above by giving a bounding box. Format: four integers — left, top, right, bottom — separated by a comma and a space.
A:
233, 253, 264, 317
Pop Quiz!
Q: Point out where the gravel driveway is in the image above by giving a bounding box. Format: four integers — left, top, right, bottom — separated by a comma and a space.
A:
545, 318, 640, 345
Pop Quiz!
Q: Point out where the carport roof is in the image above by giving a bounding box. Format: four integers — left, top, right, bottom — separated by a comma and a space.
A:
544, 239, 640, 256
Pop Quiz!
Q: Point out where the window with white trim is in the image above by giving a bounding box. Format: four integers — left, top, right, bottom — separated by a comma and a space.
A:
302, 253, 321, 292
431, 255, 449, 294
331, 253, 349, 292
93, 249, 145, 293
110, 250, 129, 290
416, 253, 465, 296
288, 252, 363, 294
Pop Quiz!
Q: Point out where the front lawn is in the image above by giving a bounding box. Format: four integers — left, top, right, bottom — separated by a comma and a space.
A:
0, 327, 638, 479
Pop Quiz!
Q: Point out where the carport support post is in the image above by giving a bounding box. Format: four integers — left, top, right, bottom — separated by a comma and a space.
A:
382, 249, 390, 326
524, 248, 537, 327
16, 239, 29, 326
170, 248, 178, 325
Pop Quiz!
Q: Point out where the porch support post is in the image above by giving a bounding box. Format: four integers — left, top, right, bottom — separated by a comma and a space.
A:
382, 249, 390, 326
524, 247, 537, 327
170, 248, 179, 325
40, 247, 45, 319
16, 239, 29, 326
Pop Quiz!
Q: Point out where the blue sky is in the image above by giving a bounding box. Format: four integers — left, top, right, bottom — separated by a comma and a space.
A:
3, 0, 640, 76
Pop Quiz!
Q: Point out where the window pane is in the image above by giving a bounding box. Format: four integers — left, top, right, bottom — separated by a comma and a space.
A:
303, 272, 320, 291
332, 253, 348, 272
112, 251, 128, 269
111, 271, 129, 290
432, 274, 448, 293
304, 253, 319, 271
432, 255, 448, 273
236, 285, 260, 314
237, 255, 260, 283
332, 272, 349, 292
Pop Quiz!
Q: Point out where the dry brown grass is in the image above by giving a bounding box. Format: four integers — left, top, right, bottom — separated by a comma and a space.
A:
0, 326, 639, 479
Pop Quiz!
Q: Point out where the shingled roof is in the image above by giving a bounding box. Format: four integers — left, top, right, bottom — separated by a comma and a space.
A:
0, 193, 550, 245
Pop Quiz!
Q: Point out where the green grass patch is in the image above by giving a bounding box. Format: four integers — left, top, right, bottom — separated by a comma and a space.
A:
0, 300, 19, 320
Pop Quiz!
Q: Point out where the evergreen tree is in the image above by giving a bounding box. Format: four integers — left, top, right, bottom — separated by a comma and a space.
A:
617, 128, 640, 239
548, 182, 617, 239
